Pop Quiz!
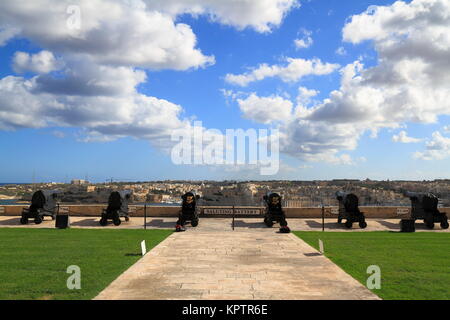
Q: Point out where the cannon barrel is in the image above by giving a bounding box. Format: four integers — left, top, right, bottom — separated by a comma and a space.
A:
181, 192, 199, 210
30, 190, 61, 211
106, 190, 132, 212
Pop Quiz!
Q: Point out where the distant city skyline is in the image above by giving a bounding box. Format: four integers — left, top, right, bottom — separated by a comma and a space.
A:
1, 0, 449, 182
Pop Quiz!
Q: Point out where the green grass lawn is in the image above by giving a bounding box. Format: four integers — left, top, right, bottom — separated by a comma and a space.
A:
0, 228, 172, 300
294, 231, 450, 300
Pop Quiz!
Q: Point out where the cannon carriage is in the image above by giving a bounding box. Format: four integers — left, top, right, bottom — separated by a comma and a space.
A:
336, 191, 367, 229
404, 192, 449, 229
99, 190, 132, 226
263, 192, 290, 233
20, 190, 61, 225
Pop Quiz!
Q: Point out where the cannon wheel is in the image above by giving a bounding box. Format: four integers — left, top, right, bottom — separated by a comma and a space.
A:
359, 220, 367, 229
99, 217, 107, 226
125, 216, 130, 222
34, 216, 43, 224
191, 219, 199, 227
113, 218, 121, 226
425, 219, 434, 229
441, 219, 449, 229
337, 217, 342, 224
264, 218, 274, 228
345, 220, 353, 229
20, 217, 28, 225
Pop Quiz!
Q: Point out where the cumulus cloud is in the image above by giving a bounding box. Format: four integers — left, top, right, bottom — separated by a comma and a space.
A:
0, 0, 215, 71
33, 60, 146, 97
392, 130, 423, 143
0, 74, 189, 147
294, 29, 313, 49
335, 47, 347, 56
225, 58, 339, 86
414, 131, 450, 160
13, 51, 64, 74
0, 27, 20, 46
276, 0, 450, 163
0, 0, 302, 147
296, 87, 319, 108
237, 93, 293, 124
144, 0, 299, 33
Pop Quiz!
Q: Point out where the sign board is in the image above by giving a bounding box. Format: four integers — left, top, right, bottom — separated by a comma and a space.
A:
203, 208, 262, 216
330, 207, 339, 215
59, 206, 70, 214
397, 207, 410, 216
141, 240, 147, 256
0, 207, 5, 214
319, 239, 324, 255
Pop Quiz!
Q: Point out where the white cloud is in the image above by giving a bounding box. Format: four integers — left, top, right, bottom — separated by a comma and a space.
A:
0, 73, 191, 149
13, 51, 64, 74
237, 93, 293, 124
0, 0, 303, 151
335, 46, 347, 56
33, 59, 147, 97
392, 130, 423, 143
277, 0, 450, 163
0, 0, 215, 71
414, 131, 450, 160
225, 58, 339, 86
144, 0, 299, 33
294, 29, 313, 49
0, 27, 20, 46
296, 87, 319, 107
443, 125, 450, 133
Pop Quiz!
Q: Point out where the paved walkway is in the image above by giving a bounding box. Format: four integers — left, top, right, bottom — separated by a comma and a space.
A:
94, 226, 380, 300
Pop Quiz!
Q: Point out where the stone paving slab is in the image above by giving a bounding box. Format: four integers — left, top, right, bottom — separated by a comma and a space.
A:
94, 230, 380, 300
1, 216, 449, 232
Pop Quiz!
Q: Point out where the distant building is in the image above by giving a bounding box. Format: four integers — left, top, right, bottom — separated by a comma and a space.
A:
147, 194, 163, 203
71, 179, 89, 185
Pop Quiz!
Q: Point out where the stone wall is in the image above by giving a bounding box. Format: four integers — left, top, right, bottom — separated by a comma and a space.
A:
1, 204, 449, 219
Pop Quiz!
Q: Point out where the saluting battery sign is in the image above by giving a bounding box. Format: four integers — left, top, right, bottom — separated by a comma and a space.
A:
203, 208, 262, 215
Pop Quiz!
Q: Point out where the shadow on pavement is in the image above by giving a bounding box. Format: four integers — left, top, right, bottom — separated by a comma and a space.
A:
146, 219, 176, 228
0, 217, 21, 226
233, 220, 268, 229
304, 252, 322, 257
305, 220, 345, 230
376, 220, 400, 229
71, 218, 99, 227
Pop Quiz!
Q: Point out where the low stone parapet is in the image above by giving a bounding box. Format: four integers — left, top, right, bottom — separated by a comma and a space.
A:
1, 204, 449, 219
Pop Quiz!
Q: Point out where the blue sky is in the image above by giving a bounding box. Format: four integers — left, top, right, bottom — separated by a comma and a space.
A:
0, 0, 449, 183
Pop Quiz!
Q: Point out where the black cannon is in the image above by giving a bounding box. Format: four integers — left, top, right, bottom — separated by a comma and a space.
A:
336, 191, 367, 229
404, 192, 449, 229
20, 190, 61, 224
99, 190, 132, 226
175, 192, 200, 232
263, 192, 290, 233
